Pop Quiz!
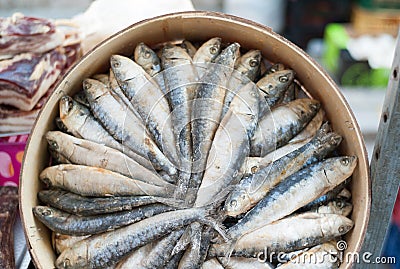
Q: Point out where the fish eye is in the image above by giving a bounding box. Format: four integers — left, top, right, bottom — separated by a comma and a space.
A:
251, 166, 258, 174
210, 46, 218, 54
230, 200, 237, 208
241, 194, 247, 200
336, 201, 343, 208
341, 158, 350, 166
112, 60, 120, 68
42, 208, 52, 216
249, 59, 259, 67
63, 258, 71, 268
338, 225, 345, 233
279, 75, 289, 83
144, 51, 151, 59
50, 141, 58, 150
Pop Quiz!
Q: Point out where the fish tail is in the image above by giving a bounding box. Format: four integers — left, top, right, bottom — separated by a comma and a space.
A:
198, 217, 229, 243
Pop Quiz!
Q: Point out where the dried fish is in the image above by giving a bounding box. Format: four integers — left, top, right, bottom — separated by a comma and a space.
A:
227, 156, 357, 240
40, 164, 174, 197
33, 204, 173, 236
38, 189, 161, 216
251, 98, 320, 157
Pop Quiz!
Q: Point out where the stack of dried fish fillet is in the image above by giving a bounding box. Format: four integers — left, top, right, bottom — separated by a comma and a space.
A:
33, 38, 357, 269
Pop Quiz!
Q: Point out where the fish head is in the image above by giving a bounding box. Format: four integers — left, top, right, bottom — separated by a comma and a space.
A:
55, 242, 88, 269
338, 156, 358, 177
40, 166, 63, 188
59, 96, 89, 132
83, 78, 109, 102
322, 214, 354, 237
266, 63, 286, 74
329, 199, 353, 216
135, 42, 161, 71
45, 131, 74, 160
110, 54, 143, 81
235, 50, 262, 81
33, 206, 54, 218
215, 42, 240, 67
290, 98, 320, 121
257, 69, 295, 96
194, 37, 222, 63
317, 132, 343, 154
224, 189, 252, 217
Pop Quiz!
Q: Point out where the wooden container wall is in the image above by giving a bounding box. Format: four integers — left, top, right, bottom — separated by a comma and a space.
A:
19, 11, 371, 269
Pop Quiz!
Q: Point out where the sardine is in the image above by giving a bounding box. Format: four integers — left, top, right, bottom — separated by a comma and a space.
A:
195, 82, 259, 207
227, 156, 357, 240
142, 229, 184, 269
210, 213, 353, 257
83, 79, 177, 176
278, 242, 340, 268
161, 45, 197, 200
190, 43, 240, 202
181, 40, 197, 58
45, 131, 172, 187
300, 182, 348, 212
134, 42, 162, 76
265, 63, 286, 75
55, 207, 226, 269
59, 96, 153, 170
251, 98, 320, 157
225, 122, 341, 216
289, 108, 325, 144
110, 55, 179, 168
40, 164, 174, 197
33, 203, 173, 236
223, 50, 262, 116
38, 189, 161, 216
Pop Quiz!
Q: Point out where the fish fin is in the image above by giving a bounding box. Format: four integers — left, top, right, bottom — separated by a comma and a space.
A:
198, 217, 229, 242
154, 197, 188, 209
171, 226, 191, 256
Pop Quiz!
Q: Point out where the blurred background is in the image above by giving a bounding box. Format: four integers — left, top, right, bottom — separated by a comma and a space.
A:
0, 0, 399, 268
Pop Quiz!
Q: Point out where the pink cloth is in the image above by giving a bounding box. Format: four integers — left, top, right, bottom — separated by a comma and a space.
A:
0, 134, 28, 186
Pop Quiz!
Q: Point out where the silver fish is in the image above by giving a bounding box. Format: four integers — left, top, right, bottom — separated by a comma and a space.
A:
195, 82, 259, 207
110, 55, 180, 168
211, 213, 353, 257
83, 78, 177, 176
227, 156, 357, 240
134, 42, 162, 76
40, 164, 174, 197
58, 96, 153, 169
55, 207, 226, 269
225, 123, 341, 217
33, 203, 173, 236
161, 45, 197, 200
223, 50, 262, 116
190, 42, 240, 203
178, 223, 203, 269
250, 98, 320, 157
45, 131, 171, 187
